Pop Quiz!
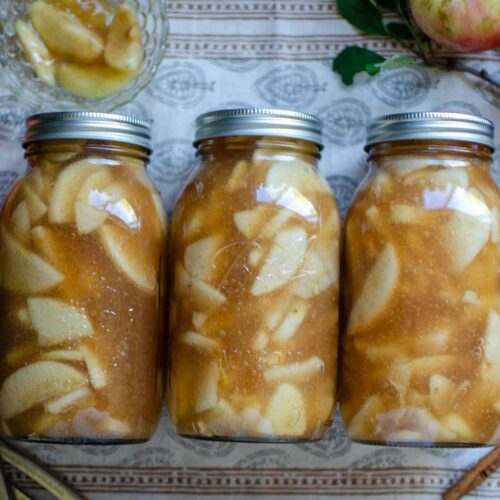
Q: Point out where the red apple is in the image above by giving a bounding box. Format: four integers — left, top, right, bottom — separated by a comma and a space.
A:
410, 0, 500, 52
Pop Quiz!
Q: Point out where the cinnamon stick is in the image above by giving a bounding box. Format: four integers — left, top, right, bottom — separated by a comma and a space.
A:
443, 446, 500, 500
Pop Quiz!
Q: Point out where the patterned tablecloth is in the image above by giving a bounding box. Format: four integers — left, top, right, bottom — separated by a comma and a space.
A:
1, 1, 500, 498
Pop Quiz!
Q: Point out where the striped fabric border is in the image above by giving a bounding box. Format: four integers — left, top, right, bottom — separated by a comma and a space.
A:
165, 35, 500, 61
166, 0, 343, 20
4, 465, 500, 496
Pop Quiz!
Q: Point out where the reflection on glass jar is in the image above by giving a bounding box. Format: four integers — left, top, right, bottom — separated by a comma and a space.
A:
0, 112, 167, 444
340, 112, 500, 446
168, 109, 340, 442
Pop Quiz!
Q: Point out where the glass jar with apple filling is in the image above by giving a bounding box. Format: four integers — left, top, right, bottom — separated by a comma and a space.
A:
168, 109, 341, 442
340, 112, 500, 446
0, 112, 167, 444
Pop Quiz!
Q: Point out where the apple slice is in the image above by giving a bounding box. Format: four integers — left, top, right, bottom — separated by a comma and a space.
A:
262, 208, 294, 238
0, 361, 87, 420
23, 184, 47, 222
28, 297, 95, 347
32, 412, 60, 435
192, 312, 208, 330
348, 244, 399, 333
182, 331, 219, 352
263, 356, 324, 383
248, 247, 263, 267
266, 383, 306, 436
16, 307, 31, 326
49, 159, 102, 223
44, 387, 91, 414
29, 0, 104, 63
9, 201, 31, 246
233, 205, 270, 239
104, 3, 143, 72
99, 223, 157, 294
226, 160, 250, 192
407, 167, 469, 189
80, 345, 107, 389
463, 290, 480, 304
390, 204, 424, 224
184, 235, 222, 282
240, 407, 274, 437
487, 206, 498, 246
1, 230, 63, 294
291, 242, 339, 299
429, 374, 455, 413
265, 160, 331, 195
440, 414, 472, 440
252, 331, 269, 351
176, 263, 226, 311
31, 225, 59, 266
272, 301, 309, 343
56, 62, 138, 99
74, 169, 112, 234
481, 310, 500, 381
195, 363, 219, 413
41, 349, 84, 362
346, 395, 384, 439
98, 415, 131, 437
251, 226, 307, 296
446, 212, 491, 271
27, 167, 50, 202
47, 0, 113, 30
264, 300, 288, 330
15, 20, 55, 86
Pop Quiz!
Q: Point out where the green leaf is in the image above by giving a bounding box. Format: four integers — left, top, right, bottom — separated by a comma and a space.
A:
333, 46, 386, 85
386, 22, 414, 40
365, 55, 418, 76
337, 0, 387, 36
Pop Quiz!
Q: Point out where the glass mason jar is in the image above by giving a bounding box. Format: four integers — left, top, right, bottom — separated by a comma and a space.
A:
340, 112, 500, 446
0, 112, 167, 444
168, 109, 340, 442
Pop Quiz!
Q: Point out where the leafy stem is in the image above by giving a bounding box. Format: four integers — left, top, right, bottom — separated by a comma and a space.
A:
395, 0, 426, 60
333, 0, 500, 93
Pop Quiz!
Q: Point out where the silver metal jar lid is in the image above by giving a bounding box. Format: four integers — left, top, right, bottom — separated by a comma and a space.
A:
194, 108, 323, 147
23, 111, 152, 151
366, 112, 494, 150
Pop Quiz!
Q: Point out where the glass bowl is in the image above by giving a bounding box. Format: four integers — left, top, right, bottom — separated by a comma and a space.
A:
0, 0, 168, 112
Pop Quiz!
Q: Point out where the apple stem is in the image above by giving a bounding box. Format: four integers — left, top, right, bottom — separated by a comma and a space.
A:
395, 4, 500, 93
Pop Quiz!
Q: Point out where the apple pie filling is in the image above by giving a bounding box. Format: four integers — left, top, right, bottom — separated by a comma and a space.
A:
0, 139, 166, 442
340, 142, 500, 446
168, 136, 340, 442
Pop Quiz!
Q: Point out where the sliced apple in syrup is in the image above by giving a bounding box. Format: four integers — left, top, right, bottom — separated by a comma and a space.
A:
99, 223, 157, 293
184, 235, 222, 282
80, 345, 108, 389
28, 297, 95, 346
446, 212, 491, 271
49, 159, 102, 223
266, 383, 306, 436
0, 230, 63, 294
74, 169, 112, 234
56, 62, 138, 99
251, 226, 307, 296
104, 3, 143, 72
44, 387, 91, 414
9, 201, 31, 246
29, 0, 104, 63
348, 244, 399, 333
0, 361, 87, 420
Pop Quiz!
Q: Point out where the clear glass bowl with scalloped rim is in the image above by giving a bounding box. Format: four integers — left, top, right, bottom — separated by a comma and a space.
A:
0, 0, 168, 112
